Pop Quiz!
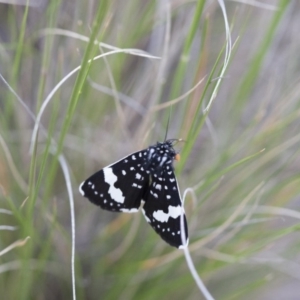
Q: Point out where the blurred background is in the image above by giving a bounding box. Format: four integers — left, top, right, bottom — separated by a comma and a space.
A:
1, 0, 300, 299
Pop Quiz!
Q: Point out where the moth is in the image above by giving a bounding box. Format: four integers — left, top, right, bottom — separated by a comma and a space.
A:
79, 139, 188, 248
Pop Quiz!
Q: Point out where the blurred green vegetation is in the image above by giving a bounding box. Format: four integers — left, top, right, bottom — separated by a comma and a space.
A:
1, 0, 300, 299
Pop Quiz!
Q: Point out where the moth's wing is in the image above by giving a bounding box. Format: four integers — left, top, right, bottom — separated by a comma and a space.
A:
79, 150, 149, 212
142, 168, 188, 248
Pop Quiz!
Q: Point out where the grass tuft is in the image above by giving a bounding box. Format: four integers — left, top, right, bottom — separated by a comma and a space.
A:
1, 1, 300, 299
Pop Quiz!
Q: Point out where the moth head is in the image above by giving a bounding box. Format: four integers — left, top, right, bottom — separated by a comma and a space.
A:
164, 139, 184, 161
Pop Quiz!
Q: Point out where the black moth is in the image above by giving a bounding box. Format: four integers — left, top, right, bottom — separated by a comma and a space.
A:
79, 139, 188, 248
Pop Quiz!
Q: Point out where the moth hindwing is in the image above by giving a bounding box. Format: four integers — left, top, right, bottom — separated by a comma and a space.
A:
79, 140, 188, 248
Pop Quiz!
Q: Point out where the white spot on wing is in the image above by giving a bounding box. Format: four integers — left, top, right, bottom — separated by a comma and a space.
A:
150, 190, 157, 197
155, 184, 162, 190
132, 155, 136, 160
79, 182, 85, 196
103, 167, 125, 203
122, 170, 126, 175
136, 173, 142, 180
153, 205, 182, 223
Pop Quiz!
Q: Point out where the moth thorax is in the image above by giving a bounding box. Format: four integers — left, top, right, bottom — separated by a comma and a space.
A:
149, 153, 173, 172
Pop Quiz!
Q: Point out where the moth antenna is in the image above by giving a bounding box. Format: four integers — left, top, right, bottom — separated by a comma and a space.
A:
168, 138, 185, 145
164, 109, 172, 142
